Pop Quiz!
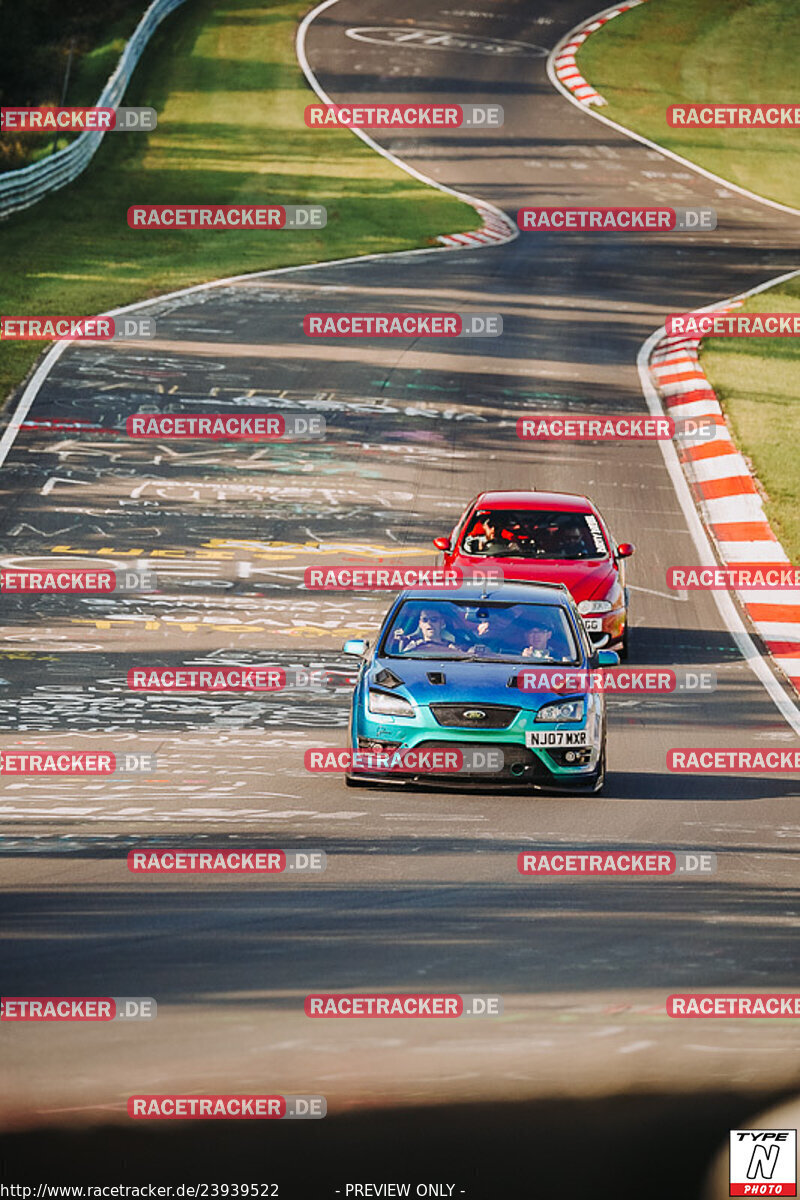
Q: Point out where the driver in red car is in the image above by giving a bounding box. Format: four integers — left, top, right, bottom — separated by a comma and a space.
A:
464, 514, 522, 555
557, 520, 593, 558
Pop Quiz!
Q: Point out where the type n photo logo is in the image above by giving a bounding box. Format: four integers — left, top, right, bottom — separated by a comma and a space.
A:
729, 1130, 797, 1195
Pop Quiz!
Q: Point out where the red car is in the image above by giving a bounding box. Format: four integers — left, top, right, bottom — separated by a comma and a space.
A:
433, 491, 634, 658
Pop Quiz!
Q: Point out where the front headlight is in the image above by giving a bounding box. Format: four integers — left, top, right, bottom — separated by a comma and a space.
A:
536, 699, 585, 723
367, 689, 415, 717
578, 600, 613, 614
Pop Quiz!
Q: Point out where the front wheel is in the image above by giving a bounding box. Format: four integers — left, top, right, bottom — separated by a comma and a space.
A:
587, 747, 606, 794
617, 624, 629, 661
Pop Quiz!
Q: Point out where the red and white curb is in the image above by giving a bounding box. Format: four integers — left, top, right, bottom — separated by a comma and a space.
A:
649, 295, 800, 698
438, 203, 516, 248
552, 1, 647, 107
548, 3, 800, 217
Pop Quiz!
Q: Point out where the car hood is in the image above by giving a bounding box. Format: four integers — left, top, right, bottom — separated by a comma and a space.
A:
369, 656, 583, 705
452, 553, 617, 601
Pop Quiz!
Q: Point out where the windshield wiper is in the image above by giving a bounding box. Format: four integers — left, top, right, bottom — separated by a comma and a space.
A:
393, 654, 469, 661
395, 653, 513, 662
516, 657, 576, 666
460, 655, 521, 663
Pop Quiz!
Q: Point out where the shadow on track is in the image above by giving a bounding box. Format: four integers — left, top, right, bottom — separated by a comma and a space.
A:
1, 1090, 793, 1198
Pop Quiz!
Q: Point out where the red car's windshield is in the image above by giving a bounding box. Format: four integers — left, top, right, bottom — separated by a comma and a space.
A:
460, 509, 609, 560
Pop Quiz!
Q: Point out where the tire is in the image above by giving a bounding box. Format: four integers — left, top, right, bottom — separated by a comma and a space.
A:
590, 747, 606, 794
618, 624, 629, 661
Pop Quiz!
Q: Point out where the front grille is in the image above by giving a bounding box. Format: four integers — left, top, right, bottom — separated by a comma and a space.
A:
413, 740, 548, 780
430, 703, 519, 729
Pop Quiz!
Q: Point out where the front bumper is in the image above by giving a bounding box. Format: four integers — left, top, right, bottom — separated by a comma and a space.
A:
350, 696, 604, 789
582, 605, 626, 649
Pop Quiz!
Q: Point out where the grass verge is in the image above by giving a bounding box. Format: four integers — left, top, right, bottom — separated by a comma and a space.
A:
577, 0, 800, 558
576, 0, 800, 210
699, 277, 800, 561
0, 0, 477, 408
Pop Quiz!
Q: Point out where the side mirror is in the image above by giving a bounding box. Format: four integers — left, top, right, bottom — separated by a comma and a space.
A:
432, 536, 450, 552
597, 649, 620, 667
616, 542, 635, 559
342, 638, 369, 657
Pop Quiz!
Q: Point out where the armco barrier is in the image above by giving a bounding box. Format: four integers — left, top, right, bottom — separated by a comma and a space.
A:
0, 0, 186, 219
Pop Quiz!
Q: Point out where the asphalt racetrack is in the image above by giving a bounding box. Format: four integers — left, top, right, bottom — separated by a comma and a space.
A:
1, 1, 799, 1195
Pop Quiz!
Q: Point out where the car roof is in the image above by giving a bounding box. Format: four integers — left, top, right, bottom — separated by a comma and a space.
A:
394, 581, 573, 605
471, 491, 595, 513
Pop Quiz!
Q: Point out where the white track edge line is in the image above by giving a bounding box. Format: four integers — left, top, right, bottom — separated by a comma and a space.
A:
296, 0, 518, 239
547, 2, 800, 729
546, 5, 800, 219
638, 335, 800, 734
5, 1, 798, 737
0, 1, 519, 472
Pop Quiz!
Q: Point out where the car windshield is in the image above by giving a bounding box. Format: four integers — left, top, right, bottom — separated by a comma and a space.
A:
459, 509, 609, 560
381, 600, 581, 664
